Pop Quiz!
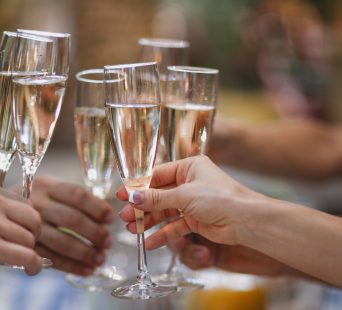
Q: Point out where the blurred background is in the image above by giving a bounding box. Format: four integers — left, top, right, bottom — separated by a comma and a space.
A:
2, 0, 342, 149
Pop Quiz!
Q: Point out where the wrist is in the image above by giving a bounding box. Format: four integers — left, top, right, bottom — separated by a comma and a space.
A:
234, 194, 288, 249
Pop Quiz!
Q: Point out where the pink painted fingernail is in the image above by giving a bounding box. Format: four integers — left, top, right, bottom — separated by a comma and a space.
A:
128, 190, 144, 204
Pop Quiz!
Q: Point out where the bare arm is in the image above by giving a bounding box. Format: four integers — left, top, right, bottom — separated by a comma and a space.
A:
240, 196, 342, 287
210, 117, 342, 180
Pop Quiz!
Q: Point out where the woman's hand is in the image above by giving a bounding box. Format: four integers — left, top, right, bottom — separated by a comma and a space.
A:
118, 156, 342, 286
118, 155, 263, 248
0, 188, 42, 275
12, 176, 115, 276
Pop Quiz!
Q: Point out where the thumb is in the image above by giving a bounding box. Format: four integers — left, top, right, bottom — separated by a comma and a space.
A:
128, 187, 186, 212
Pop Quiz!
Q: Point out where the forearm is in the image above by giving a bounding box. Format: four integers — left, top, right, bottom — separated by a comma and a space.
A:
238, 196, 342, 287
210, 120, 342, 180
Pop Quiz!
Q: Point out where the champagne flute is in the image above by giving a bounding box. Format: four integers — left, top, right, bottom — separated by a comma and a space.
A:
104, 62, 177, 299
115, 38, 191, 247
0, 31, 50, 186
115, 39, 190, 246
12, 29, 70, 199
154, 66, 219, 290
1, 31, 54, 269
139, 38, 189, 163
0, 31, 18, 187
66, 69, 126, 291
12, 31, 69, 268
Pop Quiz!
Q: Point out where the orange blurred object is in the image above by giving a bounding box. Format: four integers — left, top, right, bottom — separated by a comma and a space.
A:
185, 287, 266, 310
183, 270, 267, 310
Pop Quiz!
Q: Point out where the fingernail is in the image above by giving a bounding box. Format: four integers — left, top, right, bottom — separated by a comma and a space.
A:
103, 235, 113, 249
128, 190, 144, 204
190, 249, 206, 261
95, 253, 105, 265
105, 211, 114, 223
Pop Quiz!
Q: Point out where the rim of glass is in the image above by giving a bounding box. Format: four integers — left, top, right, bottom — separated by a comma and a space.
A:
3, 31, 17, 37
76, 68, 125, 83
138, 38, 189, 48
104, 61, 158, 71
76, 68, 104, 84
167, 65, 219, 74
17, 29, 71, 38
2, 31, 53, 43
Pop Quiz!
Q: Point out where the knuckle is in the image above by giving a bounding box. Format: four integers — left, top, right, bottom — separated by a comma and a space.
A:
98, 205, 109, 221
82, 248, 96, 264
53, 235, 72, 254
30, 209, 42, 229
25, 233, 36, 248
29, 212, 42, 238
152, 170, 162, 188
33, 176, 47, 188
151, 189, 160, 207
72, 186, 89, 206
94, 227, 108, 244
64, 212, 83, 228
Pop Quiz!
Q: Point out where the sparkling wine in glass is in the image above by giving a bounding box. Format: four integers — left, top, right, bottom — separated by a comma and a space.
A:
66, 69, 126, 291
104, 62, 177, 299
13, 30, 70, 199
155, 66, 219, 290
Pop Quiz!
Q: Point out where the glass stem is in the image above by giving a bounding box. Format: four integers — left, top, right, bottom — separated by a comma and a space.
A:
19, 155, 40, 199
167, 253, 182, 276
136, 232, 152, 285
0, 170, 6, 187
22, 171, 34, 199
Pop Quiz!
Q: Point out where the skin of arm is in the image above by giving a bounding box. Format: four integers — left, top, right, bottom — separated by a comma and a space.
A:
239, 195, 342, 287
118, 156, 342, 287
210, 117, 342, 180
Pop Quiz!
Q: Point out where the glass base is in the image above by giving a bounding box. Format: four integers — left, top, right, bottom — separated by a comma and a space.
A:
66, 266, 126, 292
153, 272, 204, 291
111, 281, 177, 300
1, 257, 52, 270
